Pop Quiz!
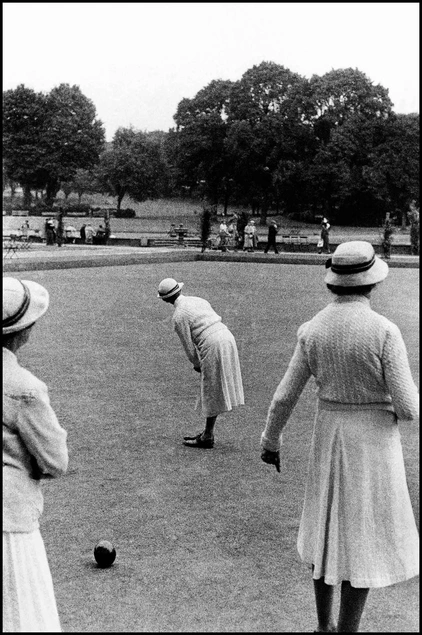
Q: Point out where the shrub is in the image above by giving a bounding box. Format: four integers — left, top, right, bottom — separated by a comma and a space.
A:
114, 208, 136, 218
62, 202, 91, 215
3, 196, 26, 212
30, 200, 53, 215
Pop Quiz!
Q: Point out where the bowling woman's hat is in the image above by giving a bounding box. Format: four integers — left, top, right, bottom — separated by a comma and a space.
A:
157, 278, 184, 300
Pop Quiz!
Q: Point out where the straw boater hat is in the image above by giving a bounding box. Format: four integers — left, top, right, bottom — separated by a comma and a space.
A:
325, 241, 388, 287
157, 278, 184, 300
3, 277, 49, 335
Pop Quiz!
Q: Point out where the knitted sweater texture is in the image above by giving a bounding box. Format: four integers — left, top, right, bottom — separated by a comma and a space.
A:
172, 295, 225, 366
262, 295, 419, 451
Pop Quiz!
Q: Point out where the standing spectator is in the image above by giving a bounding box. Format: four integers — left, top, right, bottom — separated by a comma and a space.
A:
64, 225, 77, 244
318, 218, 331, 254
243, 220, 255, 252
3, 277, 69, 632
45, 218, 56, 246
227, 217, 239, 251
251, 220, 258, 250
264, 220, 279, 254
84, 222, 95, 245
218, 219, 230, 252
21, 220, 30, 240
157, 278, 244, 448
56, 209, 64, 248
381, 218, 394, 260
260, 241, 419, 633
80, 223, 86, 243
168, 223, 177, 237
95, 224, 106, 245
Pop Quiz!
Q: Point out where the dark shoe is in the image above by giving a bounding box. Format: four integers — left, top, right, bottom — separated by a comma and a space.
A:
183, 433, 214, 448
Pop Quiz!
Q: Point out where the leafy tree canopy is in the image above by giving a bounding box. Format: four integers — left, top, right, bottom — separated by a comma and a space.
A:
3, 83, 105, 203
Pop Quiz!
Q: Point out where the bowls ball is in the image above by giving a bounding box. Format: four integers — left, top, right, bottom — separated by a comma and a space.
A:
94, 540, 116, 568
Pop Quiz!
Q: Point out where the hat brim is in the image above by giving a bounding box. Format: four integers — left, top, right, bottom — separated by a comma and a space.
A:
3, 280, 49, 335
157, 282, 184, 299
324, 256, 389, 287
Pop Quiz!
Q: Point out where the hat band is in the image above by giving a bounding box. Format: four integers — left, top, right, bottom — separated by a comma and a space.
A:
159, 283, 179, 297
328, 254, 375, 275
3, 282, 31, 328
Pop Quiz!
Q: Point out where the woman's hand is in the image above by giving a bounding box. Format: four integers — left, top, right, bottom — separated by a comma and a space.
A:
261, 449, 280, 473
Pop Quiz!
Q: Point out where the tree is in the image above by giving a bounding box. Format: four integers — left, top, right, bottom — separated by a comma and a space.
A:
363, 113, 420, 227
309, 68, 393, 135
3, 85, 48, 206
226, 62, 311, 222
41, 84, 105, 201
3, 83, 105, 205
303, 70, 397, 225
61, 168, 97, 203
170, 79, 234, 209
94, 127, 164, 211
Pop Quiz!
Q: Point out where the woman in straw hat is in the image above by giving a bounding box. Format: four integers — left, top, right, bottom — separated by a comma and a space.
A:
3, 277, 69, 632
158, 278, 244, 448
260, 241, 419, 632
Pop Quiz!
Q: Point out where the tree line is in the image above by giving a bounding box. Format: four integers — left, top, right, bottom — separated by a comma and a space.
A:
3, 62, 419, 226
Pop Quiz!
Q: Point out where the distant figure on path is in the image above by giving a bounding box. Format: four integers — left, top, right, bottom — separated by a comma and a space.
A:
157, 278, 244, 448
21, 220, 30, 240
95, 224, 106, 245
243, 220, 255, 252
80, 224, 86, 243
318, 218, 331, 254
264, 220, 279, 254
45, 219, 56, 246
84, 222, 95, 244
218, 219, 230, 251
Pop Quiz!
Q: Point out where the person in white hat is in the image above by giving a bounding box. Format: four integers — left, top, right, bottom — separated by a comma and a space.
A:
3, 277, 69, 632
158, 278, 244, 447
260, 242, 419, 632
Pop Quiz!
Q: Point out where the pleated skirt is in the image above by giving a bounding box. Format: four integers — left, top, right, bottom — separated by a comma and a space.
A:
297, 406, 419, 588
3, 530, 62, 632
196, 327, 244, 418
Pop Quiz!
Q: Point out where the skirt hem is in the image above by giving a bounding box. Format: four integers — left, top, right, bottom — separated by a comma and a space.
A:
300, 556, 420, 588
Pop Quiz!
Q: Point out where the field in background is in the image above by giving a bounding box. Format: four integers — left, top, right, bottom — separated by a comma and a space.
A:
16, 261, 419, 633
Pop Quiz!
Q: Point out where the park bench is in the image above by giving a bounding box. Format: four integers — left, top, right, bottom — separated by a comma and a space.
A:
280, 234, 309, 250
147, 235, 203, 248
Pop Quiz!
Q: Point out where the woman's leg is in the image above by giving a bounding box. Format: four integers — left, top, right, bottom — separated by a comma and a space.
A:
313, 575, 337, 632
337, 582, 369, 632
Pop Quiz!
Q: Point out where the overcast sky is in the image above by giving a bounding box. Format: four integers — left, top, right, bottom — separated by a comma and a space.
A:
3, 2, 419, 141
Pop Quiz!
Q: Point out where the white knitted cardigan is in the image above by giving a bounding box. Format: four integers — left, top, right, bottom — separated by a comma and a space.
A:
262, 295, 419, 451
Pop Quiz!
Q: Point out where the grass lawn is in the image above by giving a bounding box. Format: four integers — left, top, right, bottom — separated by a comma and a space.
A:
16, 262, 419, 632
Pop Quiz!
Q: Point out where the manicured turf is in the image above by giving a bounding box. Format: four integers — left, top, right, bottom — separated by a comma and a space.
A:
16, 262, 419, 632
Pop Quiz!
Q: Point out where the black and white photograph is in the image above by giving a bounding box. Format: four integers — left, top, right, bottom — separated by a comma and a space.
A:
3, 3, 419, 632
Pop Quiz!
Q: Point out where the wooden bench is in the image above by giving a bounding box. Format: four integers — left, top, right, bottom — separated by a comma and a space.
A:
280, 234, 309, 250
147, 236, 204, 248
